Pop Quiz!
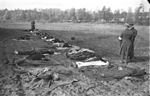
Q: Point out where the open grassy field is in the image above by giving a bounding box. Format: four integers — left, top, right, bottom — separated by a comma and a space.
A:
0, 22, 149, 96
0, 22, 149, 63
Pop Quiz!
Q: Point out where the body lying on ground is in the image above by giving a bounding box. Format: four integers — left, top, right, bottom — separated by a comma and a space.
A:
66, 47, 96, 61
14, 48, 54, 56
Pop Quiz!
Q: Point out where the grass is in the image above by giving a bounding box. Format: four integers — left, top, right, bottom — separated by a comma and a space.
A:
0, 22, 149, 39
0, 22, 149, 58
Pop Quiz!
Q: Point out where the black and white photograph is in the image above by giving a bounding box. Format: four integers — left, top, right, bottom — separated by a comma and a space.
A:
0, 0, 149, 96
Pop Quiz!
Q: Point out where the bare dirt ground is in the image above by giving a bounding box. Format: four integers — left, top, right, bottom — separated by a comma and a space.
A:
0, 22, 149, 96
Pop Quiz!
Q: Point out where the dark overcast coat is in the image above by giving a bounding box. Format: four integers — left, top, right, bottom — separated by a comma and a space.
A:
31, 21, 35, 31
120, 28, 133, 62
129, 28, 137, 59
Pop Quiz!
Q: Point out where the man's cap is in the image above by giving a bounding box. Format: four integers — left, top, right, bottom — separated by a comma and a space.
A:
124, 23, 134, 27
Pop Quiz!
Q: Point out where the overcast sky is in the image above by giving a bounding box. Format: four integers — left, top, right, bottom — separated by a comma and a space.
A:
0, 0, 149, 11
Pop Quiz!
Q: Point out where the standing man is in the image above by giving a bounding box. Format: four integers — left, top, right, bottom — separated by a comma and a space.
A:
118, 23, 133, 64
129, 24, 137, 60
31, 20, 35, 31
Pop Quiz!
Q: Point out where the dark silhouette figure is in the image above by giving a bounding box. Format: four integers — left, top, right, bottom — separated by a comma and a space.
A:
31, 20, 35, 31
129, 26, 137, 59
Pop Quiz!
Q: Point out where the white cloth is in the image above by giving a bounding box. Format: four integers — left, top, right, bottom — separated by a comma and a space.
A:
118, 36, 122, 40
76, 60, 109, 68
45, 38, 55, 41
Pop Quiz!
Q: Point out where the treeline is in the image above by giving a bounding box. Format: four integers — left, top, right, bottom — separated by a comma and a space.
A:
0, 6, 149, 25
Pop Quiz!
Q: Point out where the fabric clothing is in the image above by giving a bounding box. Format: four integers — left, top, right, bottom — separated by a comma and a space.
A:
129, 28, 137, 59
120, 28, 133, 62
31, 21, 35, 31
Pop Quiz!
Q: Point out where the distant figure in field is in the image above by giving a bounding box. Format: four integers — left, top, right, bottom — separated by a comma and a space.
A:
118, 23, 137, 64
31, 20, 35, 31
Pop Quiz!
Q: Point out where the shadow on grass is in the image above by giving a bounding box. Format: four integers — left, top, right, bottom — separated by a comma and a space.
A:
132, 56, 149, 62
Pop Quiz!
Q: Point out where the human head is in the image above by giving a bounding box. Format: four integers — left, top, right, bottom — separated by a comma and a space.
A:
125, 23, 134, 29
128, 23, 134, 29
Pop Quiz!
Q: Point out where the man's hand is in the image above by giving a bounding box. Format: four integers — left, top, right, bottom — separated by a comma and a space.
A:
118, 36, 122, 40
